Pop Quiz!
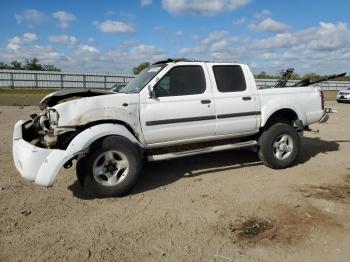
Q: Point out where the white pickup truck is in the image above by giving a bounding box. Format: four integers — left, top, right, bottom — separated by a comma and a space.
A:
13, 59, 329, 197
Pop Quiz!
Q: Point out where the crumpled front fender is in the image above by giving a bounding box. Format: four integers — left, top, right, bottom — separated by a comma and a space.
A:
13, 122, 143, 186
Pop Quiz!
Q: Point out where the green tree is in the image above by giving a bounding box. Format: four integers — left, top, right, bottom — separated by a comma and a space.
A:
133, 62, 150, 75
42, 64, 61, 71
302, 72, 321, 81
289, 72, 300, 80
0, 62, 10, 69
255, 71, 269, 79
10, 60, 23, 70
25, 57, 43, 71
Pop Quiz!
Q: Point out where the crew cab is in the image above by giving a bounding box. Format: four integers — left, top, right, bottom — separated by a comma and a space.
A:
13, 59, 329, 197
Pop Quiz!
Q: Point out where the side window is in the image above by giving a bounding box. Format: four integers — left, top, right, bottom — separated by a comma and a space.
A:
213, 65, 247, 92
155, 66, 206, 97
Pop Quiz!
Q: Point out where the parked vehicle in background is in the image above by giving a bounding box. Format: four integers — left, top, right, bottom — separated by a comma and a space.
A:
13, 59, 331, 198
110, 83, 127, 92
336, 87, 350, 103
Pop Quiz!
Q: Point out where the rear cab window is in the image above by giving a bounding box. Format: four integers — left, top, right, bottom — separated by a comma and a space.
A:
212, 65, 247, 93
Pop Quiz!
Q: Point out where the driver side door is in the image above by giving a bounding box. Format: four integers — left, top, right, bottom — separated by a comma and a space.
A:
139, 64, 216, 146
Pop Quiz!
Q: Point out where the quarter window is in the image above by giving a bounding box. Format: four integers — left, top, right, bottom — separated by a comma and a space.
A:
155, 66, 206, 97
213, 65, 247, 92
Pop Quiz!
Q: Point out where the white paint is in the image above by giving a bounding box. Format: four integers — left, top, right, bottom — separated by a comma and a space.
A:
12, 61, 328, 187
336, 88, 350, 101
206, 63, 260, 135
258, 86, 323, 126
13, 122, 143, 186
139, 62, 216, 144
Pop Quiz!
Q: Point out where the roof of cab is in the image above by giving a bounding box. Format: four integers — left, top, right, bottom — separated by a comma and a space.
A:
152, 58, 243, 66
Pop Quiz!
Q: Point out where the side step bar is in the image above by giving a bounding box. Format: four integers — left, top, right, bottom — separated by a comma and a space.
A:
147, 140, 257, 161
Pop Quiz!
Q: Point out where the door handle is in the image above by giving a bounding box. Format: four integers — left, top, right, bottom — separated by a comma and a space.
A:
201, 99, 211, 104
242, 96, 252, 101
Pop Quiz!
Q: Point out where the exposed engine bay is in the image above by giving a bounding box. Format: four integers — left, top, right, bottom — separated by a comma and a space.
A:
24, 88, 140, 150
29, 89, 115, 148
28, 109, 75, 149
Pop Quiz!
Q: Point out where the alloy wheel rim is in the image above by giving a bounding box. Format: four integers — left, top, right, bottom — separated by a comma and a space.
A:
92, 150, 129, 186
273, 134, 293, 160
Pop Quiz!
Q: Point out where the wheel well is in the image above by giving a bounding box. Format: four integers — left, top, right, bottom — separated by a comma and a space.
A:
78, 119, 138, 138
57, 119, 139, 150
88, 135, 144, 158
263, 109, 299, 128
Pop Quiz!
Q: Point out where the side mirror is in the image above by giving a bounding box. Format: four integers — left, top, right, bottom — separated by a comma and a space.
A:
148, 85, 157, 99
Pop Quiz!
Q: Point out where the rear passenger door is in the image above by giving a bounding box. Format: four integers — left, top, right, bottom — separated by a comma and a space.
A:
209, 64, 259, 135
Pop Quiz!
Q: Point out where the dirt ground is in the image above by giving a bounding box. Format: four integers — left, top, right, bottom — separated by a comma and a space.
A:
0, 101, 350, 262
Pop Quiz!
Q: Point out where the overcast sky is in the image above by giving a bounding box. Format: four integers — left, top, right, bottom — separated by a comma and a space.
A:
1, 0, 350, 75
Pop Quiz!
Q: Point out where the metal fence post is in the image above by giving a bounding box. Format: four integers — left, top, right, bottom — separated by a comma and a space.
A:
10, 72, 14, 89
83, 75, 86, 89
60, 74, 64, 89
104, 76, 107, 89
34, 73, 38, 88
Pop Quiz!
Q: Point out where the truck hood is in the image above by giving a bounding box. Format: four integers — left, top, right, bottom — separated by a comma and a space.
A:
39, 89, 115, 109
52, 93, 140, 134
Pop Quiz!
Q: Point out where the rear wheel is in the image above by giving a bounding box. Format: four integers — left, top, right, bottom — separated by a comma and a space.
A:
76, 136, 142, 198
258, 123, 300, 169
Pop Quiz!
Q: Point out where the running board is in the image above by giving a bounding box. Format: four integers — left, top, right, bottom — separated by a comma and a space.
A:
147, 140, 257, 161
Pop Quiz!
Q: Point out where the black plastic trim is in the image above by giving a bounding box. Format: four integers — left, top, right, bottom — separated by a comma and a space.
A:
146, 115, 216, 126
145, 111, 261, 126
217, 111, 261, 119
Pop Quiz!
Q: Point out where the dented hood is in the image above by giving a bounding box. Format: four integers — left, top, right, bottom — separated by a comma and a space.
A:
39, 89, 115, 109
52, 93, 140, 132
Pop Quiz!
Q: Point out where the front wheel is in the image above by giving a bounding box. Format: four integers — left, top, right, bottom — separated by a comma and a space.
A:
76, 136, 142, 198
258, 123, 300, 169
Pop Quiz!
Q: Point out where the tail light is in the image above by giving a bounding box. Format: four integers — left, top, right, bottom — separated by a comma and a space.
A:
320, 90, 325, 110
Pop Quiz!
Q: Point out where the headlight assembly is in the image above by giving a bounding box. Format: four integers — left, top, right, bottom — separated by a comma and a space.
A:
48, 109, 59, 126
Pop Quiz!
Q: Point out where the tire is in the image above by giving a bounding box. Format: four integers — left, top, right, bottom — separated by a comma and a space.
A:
258, 123, 300, 169
76, 155, 88, 186
76, 136, 142, 198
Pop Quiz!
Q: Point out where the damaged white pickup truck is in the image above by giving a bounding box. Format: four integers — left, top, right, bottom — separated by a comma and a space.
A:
13, 59, 330, 197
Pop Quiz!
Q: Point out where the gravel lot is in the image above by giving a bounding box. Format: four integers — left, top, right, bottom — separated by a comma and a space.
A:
0, 101, 350, 262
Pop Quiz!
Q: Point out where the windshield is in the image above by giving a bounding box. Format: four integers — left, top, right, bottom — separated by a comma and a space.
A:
120, 64, 167, 93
